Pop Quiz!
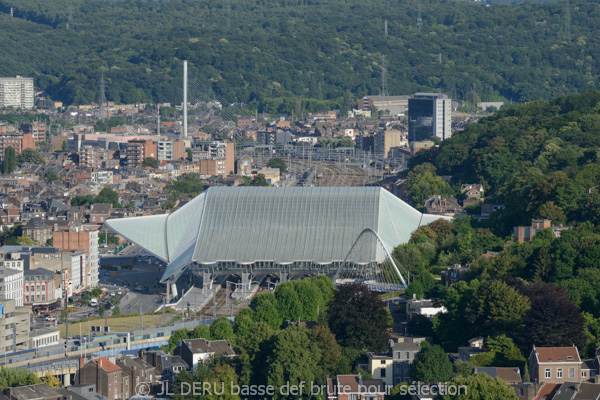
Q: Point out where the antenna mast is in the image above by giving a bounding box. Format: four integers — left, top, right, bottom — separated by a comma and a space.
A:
384, 20, 388, 37
417, 1, 423, 34
380, 56, 388, 97
183, 60, 188, 138
563, 0, 571, 42
99, 73, 106, 120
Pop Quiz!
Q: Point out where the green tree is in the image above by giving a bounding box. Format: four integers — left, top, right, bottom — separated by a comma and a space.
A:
233, 309, 255, 337
46, 171, 59, 183
209, 317, 234, 340
274, 283, 303, 322
71, 195, 94, 207
95, 187, 120, 207
98, 305, 105, 317
0, 366, 41, 388
308, 324, 341, 375
61, 140, 67, 152
233, 322, 274, 385
409, 342, 453, 382
266, 327, 322, 399
250, 292, 282, 330
164, 329, 190, 354
42, 373, 61, 389
191, 324, 211, 339
112, 305, 120, 316
2, 146, 17, 174
442, 373, 518, 400
142, 157, 159, 169
251, 173, 270, 186
18, 148, 45, 165
404, 163, 454, 210
328, 283, 391, 352
266, 157, 287, 173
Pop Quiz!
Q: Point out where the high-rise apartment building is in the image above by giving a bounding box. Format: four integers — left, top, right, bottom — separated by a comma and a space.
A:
193, 141, 234, 176
127, 139, 157, 168
408, 93, 452, 142
0, 76, 34, 110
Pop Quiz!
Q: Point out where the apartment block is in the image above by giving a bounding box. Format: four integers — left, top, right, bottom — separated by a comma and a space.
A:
79, 145, 116, 169
0, 76, 34, 110
157, 139, 186, 162
0, 133, 35, 161
374, 128, 404, 158
408, 93, 452, 141
0, 298, 30, 355
193, 141, 234, 177
127, 139, 157, 169
53, 229, 99, 289
0, 268, 23, 307
20, 121, 46, 143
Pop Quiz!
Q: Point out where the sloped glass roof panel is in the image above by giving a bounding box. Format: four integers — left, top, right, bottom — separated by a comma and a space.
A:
166, 192, 206, 262
105, 214, 169, 262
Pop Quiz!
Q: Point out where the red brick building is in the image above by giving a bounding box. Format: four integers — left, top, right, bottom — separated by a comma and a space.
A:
0, 133, 35, 161
127, 139, 157, 168
76, 357, 130, 400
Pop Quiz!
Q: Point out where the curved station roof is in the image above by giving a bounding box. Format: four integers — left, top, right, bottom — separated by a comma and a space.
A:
105, 187, 446, 282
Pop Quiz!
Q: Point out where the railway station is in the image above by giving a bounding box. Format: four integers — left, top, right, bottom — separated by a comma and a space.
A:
106, 186, 446, 293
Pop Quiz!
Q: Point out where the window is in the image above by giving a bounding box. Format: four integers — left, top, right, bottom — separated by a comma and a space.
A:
545, 369, 551, 379
569, 368, 575, 379
381, 360, 386, 364
380, 368, 386, 378
557, 369, 563, 378
519, 388, 524, 396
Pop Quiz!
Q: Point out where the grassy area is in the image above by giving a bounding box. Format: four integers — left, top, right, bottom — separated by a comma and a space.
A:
379, 289, 405, 300
57, 314, 176, 338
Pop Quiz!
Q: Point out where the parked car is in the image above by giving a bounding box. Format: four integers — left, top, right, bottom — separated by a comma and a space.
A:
46, 316, 55, 322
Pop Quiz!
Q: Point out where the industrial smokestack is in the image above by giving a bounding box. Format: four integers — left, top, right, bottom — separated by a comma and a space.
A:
183, 60, 188, 138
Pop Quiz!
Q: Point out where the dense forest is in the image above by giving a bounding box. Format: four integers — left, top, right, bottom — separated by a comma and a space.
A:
0, 0, 595, 113
398, 91, 600, 359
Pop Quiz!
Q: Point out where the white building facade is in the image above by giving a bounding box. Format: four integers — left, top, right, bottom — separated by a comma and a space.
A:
0, 77, 34, 110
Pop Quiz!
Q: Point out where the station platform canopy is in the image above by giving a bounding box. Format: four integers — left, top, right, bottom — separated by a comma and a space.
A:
105, 186, 448, 283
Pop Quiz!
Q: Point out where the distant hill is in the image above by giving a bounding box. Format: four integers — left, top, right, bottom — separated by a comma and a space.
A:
0, 0, 595, 112
408, 90, 600, 235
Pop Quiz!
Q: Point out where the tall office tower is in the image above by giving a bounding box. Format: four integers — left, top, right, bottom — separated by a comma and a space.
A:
0, 76, 34, 109
408, 93, 452, 142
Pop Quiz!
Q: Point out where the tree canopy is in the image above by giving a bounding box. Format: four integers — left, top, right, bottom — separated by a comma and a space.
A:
328, 282, 392, 352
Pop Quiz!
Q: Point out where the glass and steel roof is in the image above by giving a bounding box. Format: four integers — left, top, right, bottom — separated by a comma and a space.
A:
105, 186, 446, 282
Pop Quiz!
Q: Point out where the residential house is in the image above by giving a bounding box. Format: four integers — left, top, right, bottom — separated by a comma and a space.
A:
461, 184, 484, 207
458, 337, 487, 362
424, 196, 463, 216
115, 355, 157, 398
406, 295, 447, 319
89, 203, 113, 224
474, 367, 522, 385
529, 346, 591, 384
175, 338, 235, 369
514, 220, 569, 244
140, 350, 189, 382
366, 336, 426, 386
22, 217, 52, 244
440, 264, 470, 287
76, 357, 130, 400
326, 374, 385, 400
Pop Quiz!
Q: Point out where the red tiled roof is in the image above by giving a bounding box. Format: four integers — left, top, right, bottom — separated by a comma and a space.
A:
534, 346, 581, 363
93, 357, 120, 373
534, 383, 561, 400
